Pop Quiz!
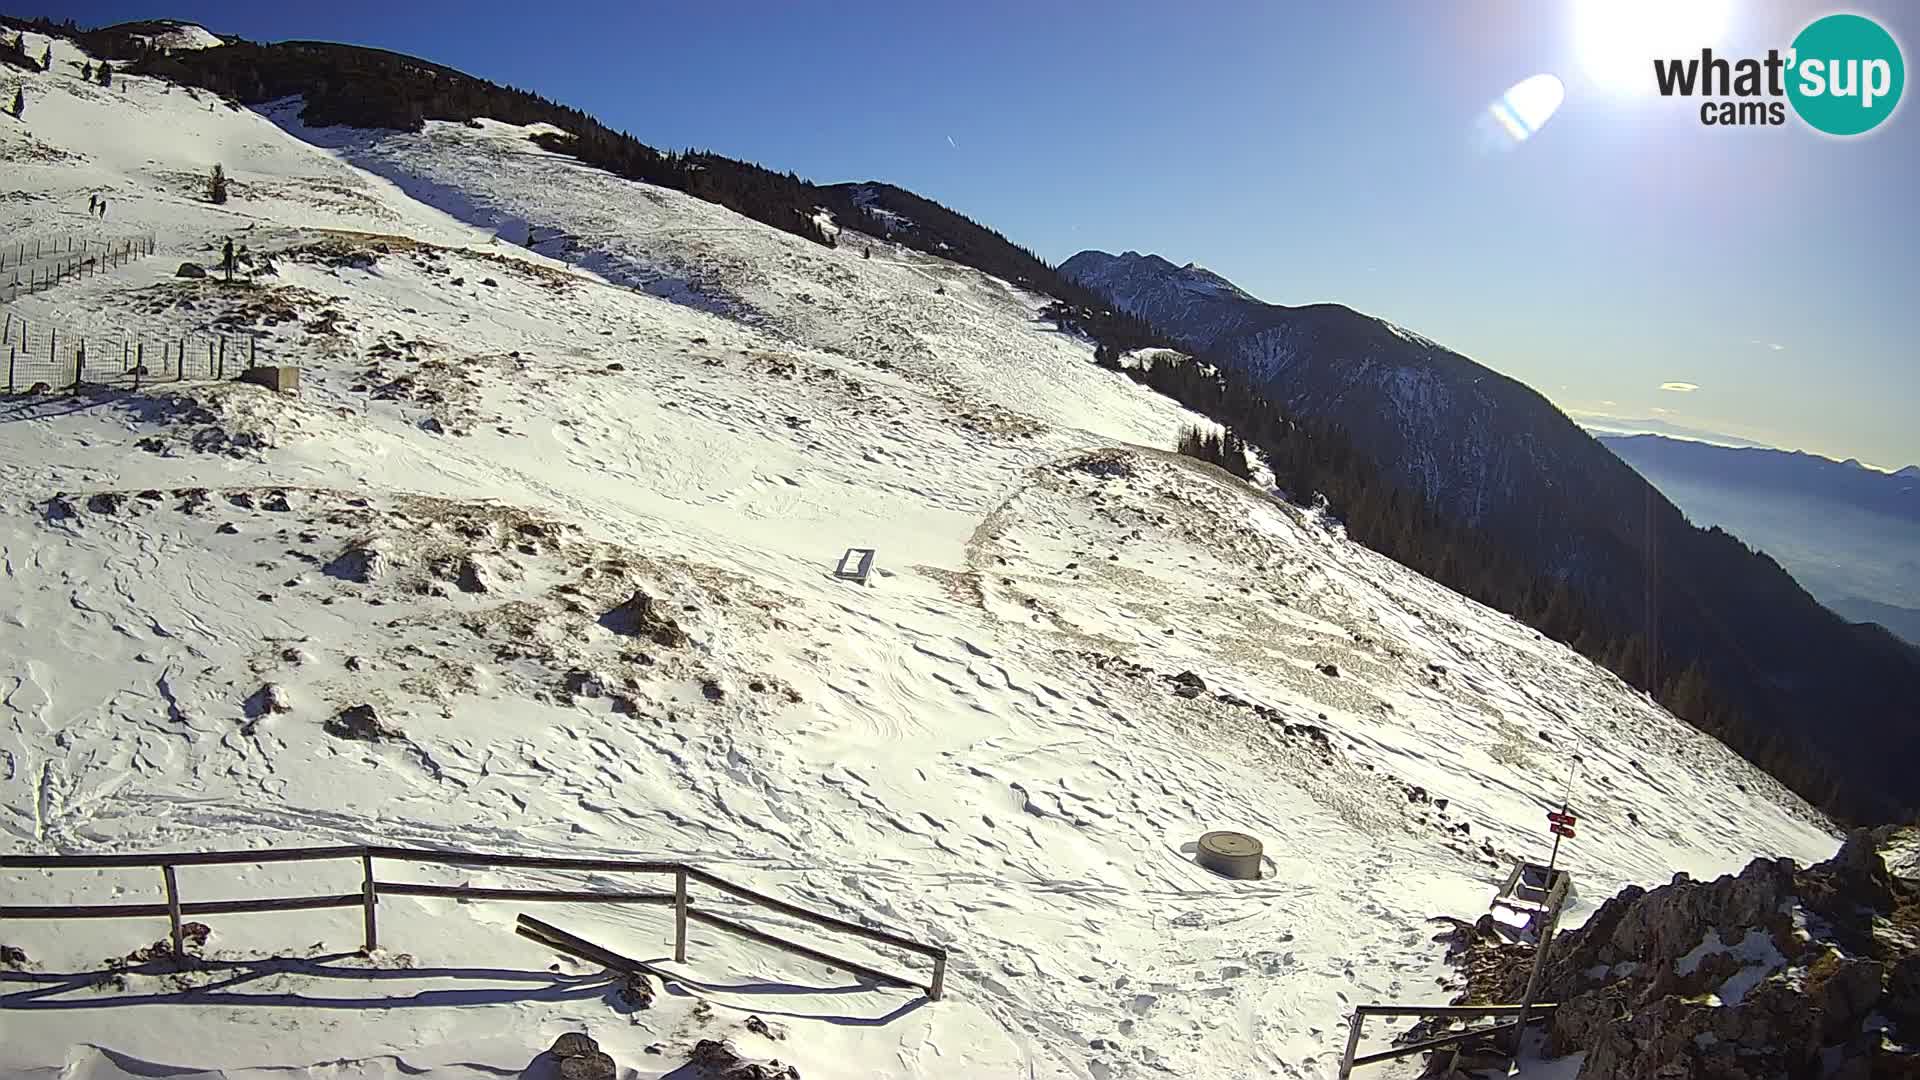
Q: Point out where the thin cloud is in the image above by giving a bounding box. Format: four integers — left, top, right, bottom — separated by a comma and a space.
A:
1599, 399, 1617, 406
1747, 338, 1787, 351
1659, 382, 1700, 393
946, 135, 956, 148
1650, 407, 1673, 415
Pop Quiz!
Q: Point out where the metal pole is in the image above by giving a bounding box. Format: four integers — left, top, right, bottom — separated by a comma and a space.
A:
360, 852, 378, 952
161, 865, 185, 963
1339, 1011, 1366, 1080
674, 868, 688, 963
1508, 877, 1569, 1062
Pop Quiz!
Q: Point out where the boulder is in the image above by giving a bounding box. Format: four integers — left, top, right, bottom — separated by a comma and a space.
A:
599, 590, 687, 647
175, 262, 207, 278
325, 704, 397, 742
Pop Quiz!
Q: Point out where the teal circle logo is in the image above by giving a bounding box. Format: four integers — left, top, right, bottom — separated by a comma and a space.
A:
1787, 14, 1904, 136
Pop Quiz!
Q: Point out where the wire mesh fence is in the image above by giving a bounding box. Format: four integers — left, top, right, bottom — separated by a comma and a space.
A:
2, 313, 272, 396
1, 234, 158, 303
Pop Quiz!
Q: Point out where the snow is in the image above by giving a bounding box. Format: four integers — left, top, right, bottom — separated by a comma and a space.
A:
1675, 927, 1787, 1006
0, 33, 1840, 1080
135, 23, 226, 52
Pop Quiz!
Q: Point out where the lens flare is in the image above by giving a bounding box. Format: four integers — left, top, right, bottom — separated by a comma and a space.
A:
1487, 73, 1567, 143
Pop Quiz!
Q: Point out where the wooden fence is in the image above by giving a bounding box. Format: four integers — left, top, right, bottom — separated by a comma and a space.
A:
2, 312, 271, 395
1, 234, 156, 303
0, 845, 948, 1001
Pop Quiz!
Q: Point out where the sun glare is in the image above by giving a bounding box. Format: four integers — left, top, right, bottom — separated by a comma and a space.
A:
1573, 0, 1734, 95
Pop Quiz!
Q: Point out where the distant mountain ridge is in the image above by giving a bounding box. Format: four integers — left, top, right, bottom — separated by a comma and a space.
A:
1601, 434, 1920, 524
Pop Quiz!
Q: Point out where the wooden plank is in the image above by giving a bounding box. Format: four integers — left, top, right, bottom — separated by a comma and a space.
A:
1350, 1019, 1530, 1067
674, 868, 689, 964
161, 866, 185, 962
0, 845, 369, 869
513, 914, 667, 981
1352, 1003, 1559, 1019
0, 894, 365, 919
375, 882, 675, 905
361, 852, 378, 952
685, 868, 942, 959
366, 846, 681, 875
687, 909, 923, 993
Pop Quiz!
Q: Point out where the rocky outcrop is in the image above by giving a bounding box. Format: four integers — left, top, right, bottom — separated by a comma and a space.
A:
1451, 828, 1919, 1079
599, 589, 687, 647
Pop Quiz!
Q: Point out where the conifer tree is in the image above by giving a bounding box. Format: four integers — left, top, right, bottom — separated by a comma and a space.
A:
208, 163, 229, 204
11, 86, 23, 118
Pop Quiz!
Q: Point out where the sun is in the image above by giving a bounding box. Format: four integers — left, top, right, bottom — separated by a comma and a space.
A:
1572, 0, 1734, 95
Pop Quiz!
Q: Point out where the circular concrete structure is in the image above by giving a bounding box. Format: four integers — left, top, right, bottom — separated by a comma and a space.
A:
1196, 831, 1263, 880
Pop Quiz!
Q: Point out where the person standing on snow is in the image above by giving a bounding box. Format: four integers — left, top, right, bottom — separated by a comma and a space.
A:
222, 237, 235, 282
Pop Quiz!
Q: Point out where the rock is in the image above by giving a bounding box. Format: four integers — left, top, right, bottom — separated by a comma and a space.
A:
216, 522, 241, 535
246, 683, 292, 717
744, 1015, 783, 1039
455, 556, 489, 594
1169, 670, 1207, 699
600, 590, 688, 647
0, 944, 27, 966
227, 492, 255, 510
1816, 956, 1885, 1041
45, 495, 78, 520
419, 416, 445, 435
25, 380, 53, 394
262, 491, 291, 512
549, 1032, 598, 1059
687, 1040, 800, 1080
325, 704, 397, 741
564, 670, 606, 699
557, 1052, 615, 1080
175, 262, 207, 278
86, 492, 127, 514
1318, 663, 1339, 677
1406, 785, 1429, 804
324, 542, 389, 584
481, 277, 498, 287
701, 679, 726, 702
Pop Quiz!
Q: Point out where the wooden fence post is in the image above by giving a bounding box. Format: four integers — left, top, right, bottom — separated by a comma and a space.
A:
73, 340, 84, 394
929, 949, 947, 1001
674, 868, 689, 963
217, 337, 225, 379
135, 342, 143, 391
249, 337, 256, 370
361, 852, 378, 952
161, 865, 185, 964
49, 328, 55, 364
6, 347, 14, 395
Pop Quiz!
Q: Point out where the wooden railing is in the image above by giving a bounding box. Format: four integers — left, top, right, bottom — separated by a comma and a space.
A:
0, 845, 948, 1000
1336, 1002, 1561, 1078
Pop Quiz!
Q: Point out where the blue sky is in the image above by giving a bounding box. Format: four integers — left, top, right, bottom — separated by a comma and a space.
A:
38, 0, 1920, 467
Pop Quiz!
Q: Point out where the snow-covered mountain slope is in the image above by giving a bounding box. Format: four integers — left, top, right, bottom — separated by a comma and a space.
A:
1059, 250, 1588, 525
1, 36, 1837, 1080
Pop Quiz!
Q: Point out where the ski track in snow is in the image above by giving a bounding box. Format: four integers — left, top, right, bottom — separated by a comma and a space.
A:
0, 34, 1837, 1080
